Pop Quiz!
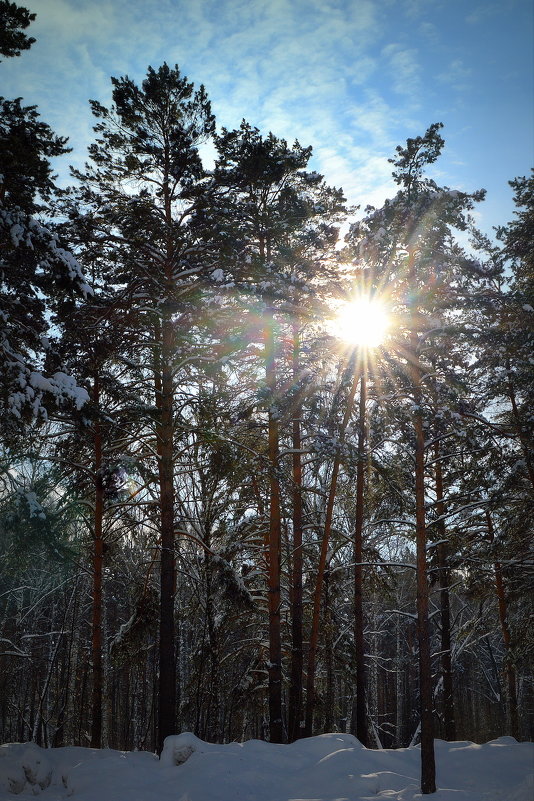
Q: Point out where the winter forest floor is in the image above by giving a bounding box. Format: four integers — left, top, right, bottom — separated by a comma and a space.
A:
0, 732, 532, 800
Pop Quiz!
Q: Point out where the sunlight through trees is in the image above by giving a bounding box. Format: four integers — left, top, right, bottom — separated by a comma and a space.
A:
1, 6, 533, 797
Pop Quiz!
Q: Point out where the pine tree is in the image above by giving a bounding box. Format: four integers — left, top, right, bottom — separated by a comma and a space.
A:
68, 63, 216, 751
0, 9, 90, 447
345, 122, 486, 793
0, 1, 35, 60
495, 171, 534, 490
210, 122, 346, 741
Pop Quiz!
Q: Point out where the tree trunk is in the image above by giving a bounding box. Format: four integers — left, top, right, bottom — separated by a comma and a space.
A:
156, 158, 179, 752
407, 244, 436, 793
486, 510, 520, 739
433, 442, 455, 741
156, 313, 177, 753
505, 359, 534, 493
205, 528, 221, 741
264, 310, 283, 743
395, 612, 404, 747
412, 352, 436, 793
352, 368, 368, 746
305, 354, 360, 736
324, 567, 335, 732
288, 321, 304, 742
90, 372, 104, 748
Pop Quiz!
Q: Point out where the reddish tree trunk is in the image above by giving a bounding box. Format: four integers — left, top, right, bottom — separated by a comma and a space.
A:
288, 322, 304, 742
505, 359, 534, 492
264, 311, 283, 743
352, 369, 368, 746
305, 355, 360, 736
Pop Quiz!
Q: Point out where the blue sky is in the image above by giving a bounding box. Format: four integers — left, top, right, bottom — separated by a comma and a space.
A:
3, 0, 533, 237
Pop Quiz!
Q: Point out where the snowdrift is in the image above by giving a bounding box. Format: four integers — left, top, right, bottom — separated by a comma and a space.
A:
0, 732, 532, 800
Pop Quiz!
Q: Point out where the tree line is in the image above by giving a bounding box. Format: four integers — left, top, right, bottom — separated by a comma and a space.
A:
1, 4, 532, 795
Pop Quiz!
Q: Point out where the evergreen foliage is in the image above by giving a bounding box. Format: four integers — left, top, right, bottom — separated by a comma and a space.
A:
0, 1, 35, 60
0, 18, 90, 443
0, 47, 532, 793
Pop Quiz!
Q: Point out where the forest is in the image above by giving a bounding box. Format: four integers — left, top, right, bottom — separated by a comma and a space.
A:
1, 3, 533, 796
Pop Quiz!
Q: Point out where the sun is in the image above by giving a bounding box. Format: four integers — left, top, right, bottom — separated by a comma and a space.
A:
330, 297, 389, 347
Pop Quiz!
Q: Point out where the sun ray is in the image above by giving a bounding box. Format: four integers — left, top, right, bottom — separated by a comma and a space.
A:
330, 296, 390, 348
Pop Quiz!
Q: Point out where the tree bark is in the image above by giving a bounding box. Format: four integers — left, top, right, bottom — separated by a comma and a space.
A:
352, 368, 368, 746
408, 245, 436, 794
288, 321, 304, 742
305, 354, 360, 736
505, 358, 534, 493
324, 568, 335, 732
413, 381, 436, 792
157, 153, 178, 754
90, 372, 104, 748
156, 313, 177, 754
433, 442, 455, 741
264, 309, 283, 743
205, 528, 221, 741
486, 510, 520, 739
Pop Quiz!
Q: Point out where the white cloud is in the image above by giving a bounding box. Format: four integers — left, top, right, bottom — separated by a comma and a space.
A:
3, 0, 527, 238
437, 59, 472, 91
401, 0, 440, 19
465, 3, 501, 24
418, 21, 439, 43
382, 44, 421, 100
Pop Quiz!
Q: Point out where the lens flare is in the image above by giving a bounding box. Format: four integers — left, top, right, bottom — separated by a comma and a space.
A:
331, 297, 389, 347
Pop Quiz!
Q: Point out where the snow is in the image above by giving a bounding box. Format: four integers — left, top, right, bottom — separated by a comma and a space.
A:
0, 733, 531, 800
1, 208, 93, 299
20, 490, 46, 520
28, 372, 89, 410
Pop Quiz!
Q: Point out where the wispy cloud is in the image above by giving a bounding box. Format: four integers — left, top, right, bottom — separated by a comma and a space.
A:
465, 3, 502, 24
437, 59, 472, 92
418, 21, 439, 43
0, 0, 418, 209
2, 0, 530, 234
382, 44, 421, 100
401, 0, 440, 19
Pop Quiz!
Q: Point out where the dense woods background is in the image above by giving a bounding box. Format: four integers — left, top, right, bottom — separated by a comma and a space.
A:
1, 3, 532, 791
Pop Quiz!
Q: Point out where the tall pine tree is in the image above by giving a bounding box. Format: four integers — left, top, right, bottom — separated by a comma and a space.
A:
68, 63, 216, 751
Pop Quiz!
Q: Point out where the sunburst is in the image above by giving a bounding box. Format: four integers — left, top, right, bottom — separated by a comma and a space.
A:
329, 296, 389, 348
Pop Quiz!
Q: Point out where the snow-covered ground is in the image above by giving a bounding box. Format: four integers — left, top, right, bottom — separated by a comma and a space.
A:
0, 732, 532, 800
